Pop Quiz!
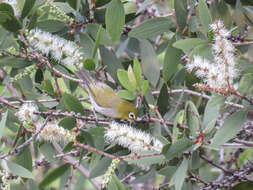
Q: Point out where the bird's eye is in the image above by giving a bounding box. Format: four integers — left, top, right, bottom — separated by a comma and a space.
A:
128, 112, 135, 120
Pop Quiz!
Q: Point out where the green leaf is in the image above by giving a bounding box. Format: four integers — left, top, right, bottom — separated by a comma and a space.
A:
129, 17, 171, 39
158, 166, 177, 177
62, 93, 84, 114
237, 149, 253, 167
39, 164, 70, 188
170, 158, 189, 190
125, 151, 166, 169
58, 116, 76, 130
19, 76, 33, 92
100, 46, 124, 83
173, 38, 206, 51
140, 40, 160, 87
62, 142, 74, 153
0, 3, 14, 16
87, 24, 113, 46
95, 0, 111, 7
79, 130, 95, 147
0, 27, 18, 49
133, 58, 142, 89
28, 179, 39, 190
14, 141, 32, 172
117, 69, 133, 92
198, 0, 212, 33
0, 57, 29, 69
128, 66, 137, 91
67, 0, 77, 9
0, 8, 22, 32
83, 58, 96, 71
118, 90, 136, 100
204, 119, 217, 134
39, 143, 58, 164
210, 1, 231, 27
108, 175, 126, 190
185, 101, 200, 137
92, 25, 102, 58
28, 11, 39, 30
156, 84, 169, 116
203, 94, 225, 128
36, 20, 66, 33
141, 80, 149, 96
232, 182, 253, 190
42, 79, 55, 96
163, 138, 193, 160
21, 0, 36, 18
174, 0, 187, 31
0, 111, 8, 139
238, 73, 253, 94
209, 110, 248, 149
0, 13, 11, 24
189, 42, 213, 60
7, 162, 33, 179
89, 157, 112, 178
173, 110, 184, 141
35, 68, 43, 83
105, 0, 125, 43
79, 32, 94, 58
163, 39, 182, 82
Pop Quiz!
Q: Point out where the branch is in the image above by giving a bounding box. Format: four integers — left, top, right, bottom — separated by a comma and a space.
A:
74, 141, 161, 160
0, 116, 52, 159
154, 107, 174, 142
53, 142, 100, 190
200, 155, 232, 174
152, 89, 244, 109
5, 97, 89, 106
0, 97, 19, 109
233, 139, 253, 148
232, 41, 253, 46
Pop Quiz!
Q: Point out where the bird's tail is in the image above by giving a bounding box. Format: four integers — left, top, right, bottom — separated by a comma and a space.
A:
75, 70, 94, 95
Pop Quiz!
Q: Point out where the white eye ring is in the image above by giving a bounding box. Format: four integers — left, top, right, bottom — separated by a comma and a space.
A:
128, 112, 135, 119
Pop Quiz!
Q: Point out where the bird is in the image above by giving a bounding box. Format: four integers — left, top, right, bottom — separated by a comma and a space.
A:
75, 70, 138, 121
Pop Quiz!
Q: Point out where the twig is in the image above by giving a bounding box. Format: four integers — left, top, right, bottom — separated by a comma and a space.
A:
74, 141, 161, 160
188, 171, 208, 185
152, 89, 244, 109
120, 171, 136, 183
34, 111, 110, 124
0, 116, 52, 159
154, 107, 174, 142
5, 97, 89, 105
231, 90, 253, 105
233, 139, 253, 147
200, 155, 232, 174
54, 150, 80, 158
53, 142, 100, 189
118, 152, 161, 160
65, 166, 73, 190
45, 61, 82, 83
0, 97, 19, 109
34, 110, 189, 128
74, 141, 117, 159
232, 41, 253, 46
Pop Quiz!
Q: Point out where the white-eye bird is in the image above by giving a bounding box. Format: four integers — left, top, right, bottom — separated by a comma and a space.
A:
75, 70, 137, 121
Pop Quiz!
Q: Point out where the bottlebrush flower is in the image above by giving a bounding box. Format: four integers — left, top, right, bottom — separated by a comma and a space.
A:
105, 122, 163, 153
186, 20, 238, 91
26, 28, 84, 69
35, 120, 75, 142
16, 103, 39, 123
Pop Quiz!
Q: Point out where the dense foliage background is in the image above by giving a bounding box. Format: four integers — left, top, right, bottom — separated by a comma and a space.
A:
1, 0, 253, 189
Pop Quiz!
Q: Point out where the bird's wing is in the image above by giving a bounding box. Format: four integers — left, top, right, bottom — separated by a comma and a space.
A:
90, 82, 120, 108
